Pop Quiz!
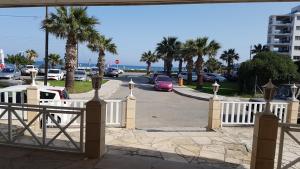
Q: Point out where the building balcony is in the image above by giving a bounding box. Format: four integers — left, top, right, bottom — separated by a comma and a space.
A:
270, 21, 292, 25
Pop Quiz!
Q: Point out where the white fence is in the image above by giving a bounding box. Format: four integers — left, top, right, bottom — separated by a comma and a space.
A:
0, 102, 85, 153
0, 91, 27, 120
220, 101, 289, 126
40, 99, 125, 127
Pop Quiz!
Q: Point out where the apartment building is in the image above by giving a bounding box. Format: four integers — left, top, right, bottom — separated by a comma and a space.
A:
267, 5, 300, 61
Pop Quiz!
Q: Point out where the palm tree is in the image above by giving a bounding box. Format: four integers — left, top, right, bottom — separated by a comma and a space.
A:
6, 54, 29, 69
181, 40, 196, 84
48, 53, 63, 68
156, 37, 181, 76
251, 44, 269, 55
88, 34, 117, 81
220, 49, 240, 75
25, 49, 38, 62
193, 37, 221, 89
205, 57, 222, 73
42, 7, 99, 91
140, 50, 158, 75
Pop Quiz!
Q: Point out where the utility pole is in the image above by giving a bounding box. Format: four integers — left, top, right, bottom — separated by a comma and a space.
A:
250, 45, 252, 60
44, 6, 49, 86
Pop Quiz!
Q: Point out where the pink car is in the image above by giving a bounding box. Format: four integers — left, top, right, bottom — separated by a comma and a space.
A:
154, 75, 173, 92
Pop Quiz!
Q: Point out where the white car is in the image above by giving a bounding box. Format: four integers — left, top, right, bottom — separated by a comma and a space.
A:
74, 70, 88, 81
22, 65, 38, 75
47, 69, 64, 80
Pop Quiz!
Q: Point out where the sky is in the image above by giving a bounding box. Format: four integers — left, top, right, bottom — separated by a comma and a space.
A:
0, 2, 299, 67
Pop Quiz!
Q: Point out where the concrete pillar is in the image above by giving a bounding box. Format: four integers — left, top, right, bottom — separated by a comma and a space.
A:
250, 112, 278, 169
286, 100, 299, 123
85, 99, 106, 159
125, 95, 136, 129
208, 98, 221, 130
26, 85, 40, 131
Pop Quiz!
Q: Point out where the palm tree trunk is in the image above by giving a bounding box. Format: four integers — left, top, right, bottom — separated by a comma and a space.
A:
227, 62, 231, 75
163, 60, 167, 72
187, 59, 193, 85
196, 56, 204, 89
65, 36, 77, 92
178, 59, 183, 74
166, 56, 173, 77
146, 62, 151, 75
97, 51, 105, 83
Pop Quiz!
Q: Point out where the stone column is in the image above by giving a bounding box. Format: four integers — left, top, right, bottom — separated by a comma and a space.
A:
85, 99, 106, 158
207, 98, 221, 130
250, 112, 278, 169
26, 85, 40, 131
125, 95, 136, 129
286, 100, 299, 123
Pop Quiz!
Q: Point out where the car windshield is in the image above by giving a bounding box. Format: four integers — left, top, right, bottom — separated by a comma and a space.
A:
156, 76, 172, 82
275, 86, 292, 98
2, 68, 14, 73
92, 68, 99, 71
26, 66, 33, 69
75, 71, 85, 75
48, 70, 59, 73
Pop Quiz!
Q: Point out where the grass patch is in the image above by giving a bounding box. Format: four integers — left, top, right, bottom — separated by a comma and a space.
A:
48, 80, 108, 94
185, 81, 253, 97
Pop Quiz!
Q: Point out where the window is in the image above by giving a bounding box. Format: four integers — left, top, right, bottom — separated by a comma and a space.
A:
294, 46, 300, 50
293, 56, 300, 60
297, 16, 300, 20
296, 36, 300, 40
296, 26, 300, 30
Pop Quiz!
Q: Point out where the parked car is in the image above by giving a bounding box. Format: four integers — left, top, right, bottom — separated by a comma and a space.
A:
0, 67, 21, 80
154, 75, 173, 92
205, 73, 226, 82
105, 67, 119, 77
91, 67, 99, 75
21, 65, 38, 75
178, 72, 197, 82
47, 69, 64, 80
117, 69, 124, 74
74, 70, 88, 81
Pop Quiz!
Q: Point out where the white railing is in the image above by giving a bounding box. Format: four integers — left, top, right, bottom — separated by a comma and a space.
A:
220, 101, 288, 126
277, 123, 300, 169
0, 102, 85, 153
40, 99, 125, 127
0, 91, 27, 120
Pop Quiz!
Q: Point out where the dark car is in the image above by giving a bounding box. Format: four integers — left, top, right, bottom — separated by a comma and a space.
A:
105, 67, 119, 77
274, 84, 300, 100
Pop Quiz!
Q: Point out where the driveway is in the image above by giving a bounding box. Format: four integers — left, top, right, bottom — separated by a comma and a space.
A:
110, 73, 209, 130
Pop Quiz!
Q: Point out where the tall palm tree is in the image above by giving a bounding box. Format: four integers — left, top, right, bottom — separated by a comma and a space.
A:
156, 37, 181, 76
193, 37, 221, 89
42, 7, 99, 91
48, 53, 63, 68
251, 44, 269, 55
220, 49, 239, 75
140, 50, 158, 75
181, 40, 196, 84
88, 34, 117, 81
25, 49, 38, 62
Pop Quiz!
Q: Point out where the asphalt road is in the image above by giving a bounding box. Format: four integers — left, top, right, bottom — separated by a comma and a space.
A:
110, 73, 209, 130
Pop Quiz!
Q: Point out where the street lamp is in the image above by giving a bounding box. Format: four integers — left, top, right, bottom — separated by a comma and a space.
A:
291, 83, 298, 101
92, 74, 101, 101
129, 79, 135, 97
30, 69, 38, 86
212, 81, 220, 99
262, 79, 277, 114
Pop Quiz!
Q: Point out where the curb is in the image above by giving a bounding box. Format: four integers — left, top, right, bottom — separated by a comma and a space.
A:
173, 86, 210, 101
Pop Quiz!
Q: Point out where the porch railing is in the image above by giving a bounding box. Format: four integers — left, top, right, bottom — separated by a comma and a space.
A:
0, 102, 85, 153
40, 99, 125, 127
220, 101, 288, 126
277, 123, 300, 169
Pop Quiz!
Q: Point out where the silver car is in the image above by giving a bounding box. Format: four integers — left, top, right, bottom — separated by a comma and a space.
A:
0, 67, 21, 80
74, 70, 87, 81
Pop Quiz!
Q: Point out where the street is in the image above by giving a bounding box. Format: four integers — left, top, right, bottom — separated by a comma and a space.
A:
110, 73, 209, 130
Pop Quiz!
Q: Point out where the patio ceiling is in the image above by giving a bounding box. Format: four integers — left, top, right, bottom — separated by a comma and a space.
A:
0, 0, 298, 7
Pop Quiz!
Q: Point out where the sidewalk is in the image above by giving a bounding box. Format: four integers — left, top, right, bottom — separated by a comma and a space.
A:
70, 80, 122, 100
1, 127, 299, 169
173, 84, 245, 101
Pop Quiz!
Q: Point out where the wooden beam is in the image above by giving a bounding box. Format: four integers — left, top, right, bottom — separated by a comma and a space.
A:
0, 0, 299, 7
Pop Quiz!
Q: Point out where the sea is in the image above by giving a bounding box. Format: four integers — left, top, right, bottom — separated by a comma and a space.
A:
35, 61, 179, 72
